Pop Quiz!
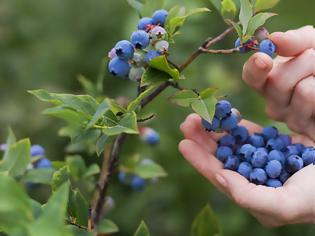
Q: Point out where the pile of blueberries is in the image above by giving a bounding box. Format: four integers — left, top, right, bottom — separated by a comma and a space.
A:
202, 100, 315, 188
108, 9, 169, 80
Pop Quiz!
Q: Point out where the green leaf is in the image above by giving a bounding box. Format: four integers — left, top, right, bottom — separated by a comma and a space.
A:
127, 84, 160, 111
67, 225, 94, 236
106, 98, 127, 115
199, 88, 218, 99
43, 106, 86, 125
246, 12, 276, 35
51, 166, 69, 191
66, 155, 86, 179
28, 182, 70, 236
169, 90, 199, 107
87, 99, 109, 128
29, 199, 43, 219
149, 55, 180, 81
0, 139, 31, 177
229, 20, 242, 38
83, 164, 100, 178
191, 96, 217, 123
68, 189, 89, 226
77, 75, 97, 97
126, 0, 144, 14
221, 0, 237, 19
96, 134, 109, 156
21, 168, 54, 184
134, 221, 150, 236
102, 112, 139, 136
141, 68, 170, 86
134, 160, 167, 179
239, 0, 253, 35
208, 0, 221, 11
2, 128, 16, 161
254, 0, 279, 12
0, 174, 33, 235
97, 219, 119, 234
191, 205, 221, 236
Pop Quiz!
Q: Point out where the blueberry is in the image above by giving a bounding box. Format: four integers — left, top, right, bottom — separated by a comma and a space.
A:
216, 146, 233, 163
131, 176, 145, 191
286, 155, 303, 174
284, 145, 299, 157
221, 114, 238, 131
138, 17, 153, 31
259, 39, 276, 57
201, 119, 212, 131
235, 38, 252, 53
215, 100, 232, 119
239, 144, 256, 162
130, 30, 150, 49
261, 126, 278, 140
118, 171, 126, 183
128, 67, 145, 81
152, 9, 168, 26
248, 134, 265, 148
249, 168, 267, 185
279, 169, 290, 183
255, 27, 269, 41
251, 150, 268, 168
155, 40, 169, 53
237, 162, 253, 179
268, 150, 285, 165
140, 127, 160, 145
211, 117, 221, 131
231, 126, 249, 144
266, 179, 282, 188
30, 145, 45, 157
293, 143, 305, 155
219, 134, 236, 148
302, 148, 315, 166
265, 160, 282, 178
144, 50, 161, 63
231, 108, 242, 123
224, 156, 240, 171
201, 117, 220, 132
108, 57, 131, 79
114, 40, 134, 60
35, 158, 52, 169
278, 134, 292, 147
266, 138, 285, 151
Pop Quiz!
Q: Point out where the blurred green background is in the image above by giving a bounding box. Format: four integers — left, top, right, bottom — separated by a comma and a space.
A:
1, 0, 315, 235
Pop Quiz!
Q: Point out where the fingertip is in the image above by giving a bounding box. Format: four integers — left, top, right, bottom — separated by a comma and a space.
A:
178, 139, 191, 155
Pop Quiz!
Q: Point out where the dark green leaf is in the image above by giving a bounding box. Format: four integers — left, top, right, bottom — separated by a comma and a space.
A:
208, 0, 221, 11
102, 112, 139, 136
21, 168, 54, 184
246, 12, 276, 35
221, 0, 237, 19
169, 90, 199, 107
141, 68, 170, 86
51, 166, 69, 191
127, 84, 160, 111
87, 99, 109, 128
29, 199, 43, 219
134, 221, 150, 236
149, 55, 180, 81
97, 219, 119, 234
66, 155, 86, 179
68, 189, 89, 226
239, 0, 253, 35
191, 205, 221, 236
96, 134, 109, 156
83, 164, 100, 178
254, 0, 279, 12
134, 160, 167, 179
0, 139, 31, 177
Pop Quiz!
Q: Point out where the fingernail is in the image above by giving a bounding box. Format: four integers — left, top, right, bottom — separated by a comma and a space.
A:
216, 174, 227, 188
255, 58, 267, 70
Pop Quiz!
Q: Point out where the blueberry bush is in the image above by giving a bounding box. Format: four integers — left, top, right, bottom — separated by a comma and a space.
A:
0, 0, 314, 235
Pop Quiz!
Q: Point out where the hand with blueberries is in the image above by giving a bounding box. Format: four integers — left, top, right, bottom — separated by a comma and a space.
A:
242, 26, 315, 140
179, 100, 315, 227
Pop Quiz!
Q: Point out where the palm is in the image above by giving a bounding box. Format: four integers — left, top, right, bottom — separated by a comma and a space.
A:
179, 114, 315, 227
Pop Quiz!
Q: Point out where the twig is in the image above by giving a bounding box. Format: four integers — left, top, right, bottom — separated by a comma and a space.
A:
199, 47, 239, 54
66, 219, 88, 230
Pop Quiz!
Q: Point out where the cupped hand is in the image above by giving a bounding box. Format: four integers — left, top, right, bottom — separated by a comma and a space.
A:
179, 114, 315, 227
242, 26, 315, 140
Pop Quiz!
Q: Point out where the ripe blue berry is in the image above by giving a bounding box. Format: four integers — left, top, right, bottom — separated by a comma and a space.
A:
35, 158, 52, 169
30, 145, 45, 157
261, 126, 278, 140
293, 143, 305, 155
130, 30, 150, 49
221, 114, 238, 131
278, 134, 292, 147
302, 148, 315, 166
237, 162, 253, 179
144, 50, 161, 63
235, 38, 252, 53
114, 40, 134, 60
140, 127, 160, 145
108, 57, 131, 79
215, 100, 232, 119
152, 9, 168, 26
268, 150, 285, 165
224, 156, 240, 171
131, 176, 145, 191
219, 134, 236, 148
249, 168, 267, 185
248, 134, 265, 148
118, 171, 126, 183
259, 39, 276, 57
266, 179, 282, 188
251, 149, 268, 168
231, 125, 249, 144
216, 146, 233, 163
279, 169, 290, 183
201, 117, 220, 132
284, 145, 299, 157
286, 155, 303, 174
266, 137, 285, 151
138, 17, 153, 31
265, 160, 282, 178
239, 144, 256, 162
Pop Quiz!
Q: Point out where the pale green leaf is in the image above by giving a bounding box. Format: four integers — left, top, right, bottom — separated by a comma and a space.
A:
255, 0, 280, 12
2, 128, 16, 161
239, 0, 253, 35
51, 166, 69, 191
96, 134, 109, 156
246, 12, 276, 35
191, 96, 217, 123
169, 90, 199, 107
134, 221, 150, 236
97, 219, 119, 234
87, 99, 109, 128
83, 164, 100, 178
21, 168, 54, 184
149, 55, 180, 81
221, 0, 237, 19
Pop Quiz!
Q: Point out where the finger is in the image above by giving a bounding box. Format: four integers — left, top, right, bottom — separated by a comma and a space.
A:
242, 52, 273, 92
264, 49, 315, 106
270, 26, 315, 57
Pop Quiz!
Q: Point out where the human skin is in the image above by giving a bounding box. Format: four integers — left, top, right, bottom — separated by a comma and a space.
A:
242, 26, 315, 140
179, 114, 315, 227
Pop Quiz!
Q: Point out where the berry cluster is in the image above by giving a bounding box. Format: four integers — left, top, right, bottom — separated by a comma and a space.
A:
201, 101, 315, 188
235, 28, 276, 57
108, 9, 169, 81
30, 144, 52, 169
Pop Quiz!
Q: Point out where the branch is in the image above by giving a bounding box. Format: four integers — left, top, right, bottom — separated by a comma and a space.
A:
199, 47, 239, 54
